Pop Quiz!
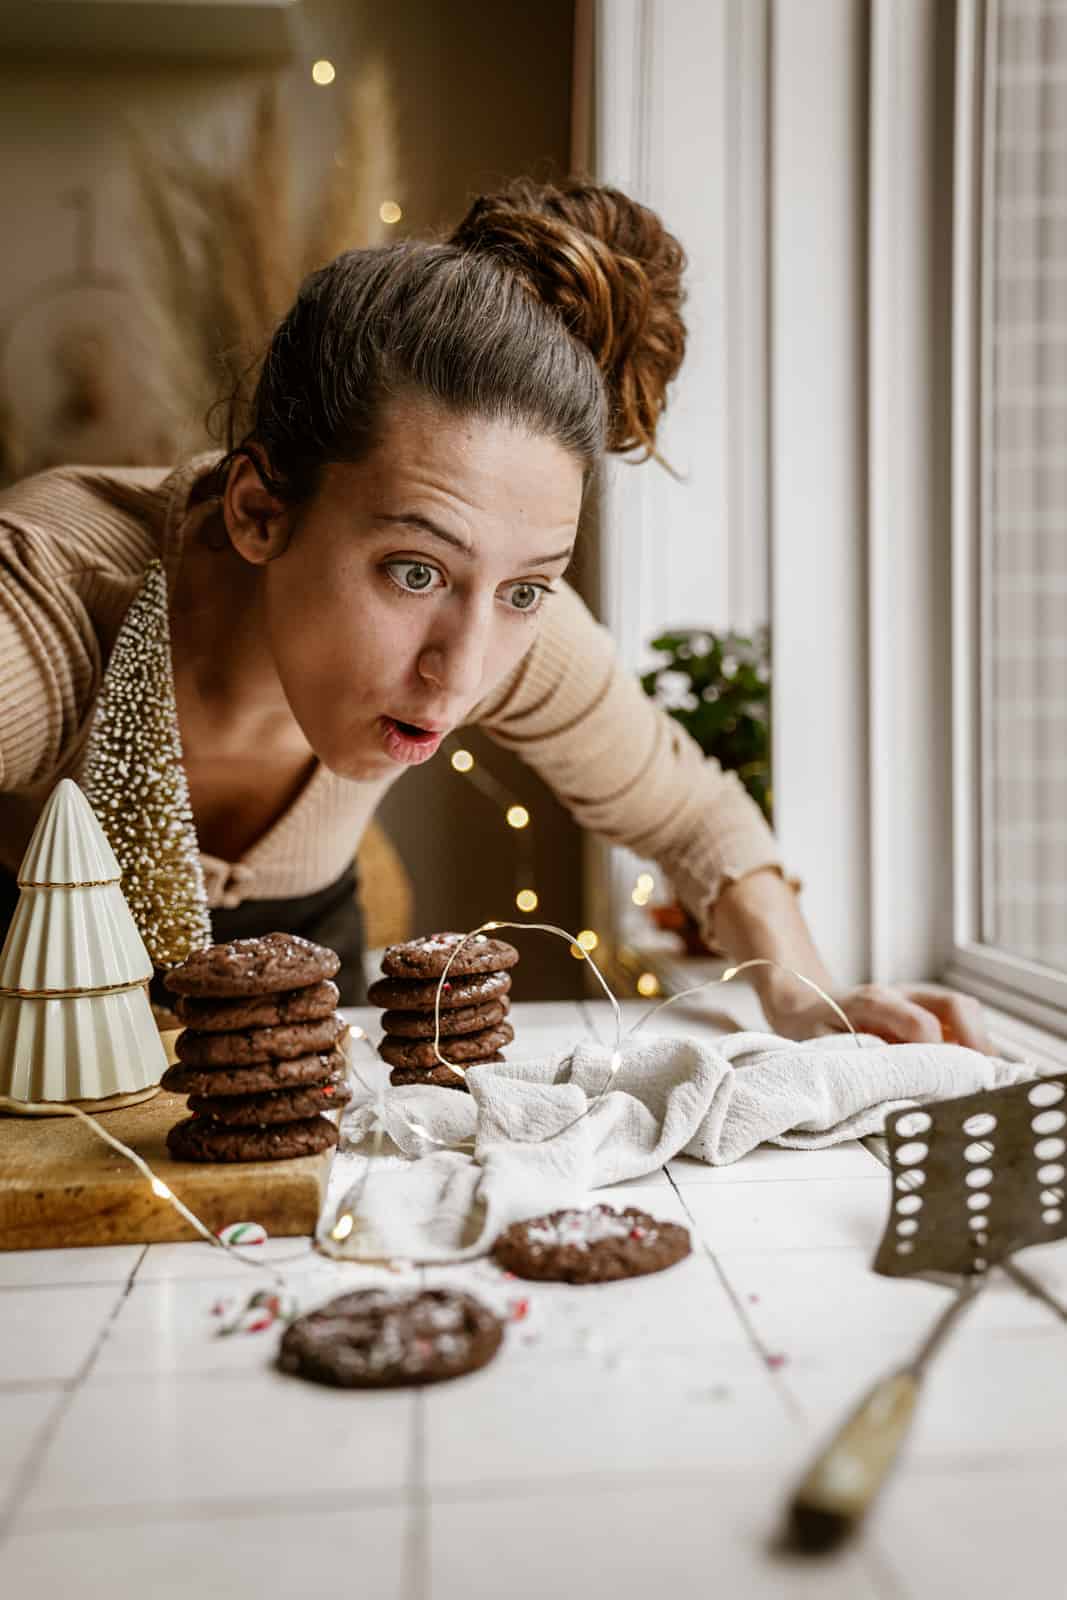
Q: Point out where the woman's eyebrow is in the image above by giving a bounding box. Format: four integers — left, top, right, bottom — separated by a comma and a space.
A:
373, 512, 573, 567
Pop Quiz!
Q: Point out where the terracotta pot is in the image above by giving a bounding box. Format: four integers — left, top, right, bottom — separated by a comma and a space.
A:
649, 901, 718, 958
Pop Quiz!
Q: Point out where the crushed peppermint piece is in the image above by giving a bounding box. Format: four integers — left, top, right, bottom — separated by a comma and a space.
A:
217, 1221, 268, 1248
492, 1205, 691, 1285
523, 1207, 660, 1252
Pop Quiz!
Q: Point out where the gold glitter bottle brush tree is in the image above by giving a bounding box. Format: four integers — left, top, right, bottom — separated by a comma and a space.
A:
81, 559, 212, 973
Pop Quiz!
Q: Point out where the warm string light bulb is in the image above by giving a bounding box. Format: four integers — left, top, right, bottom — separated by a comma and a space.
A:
330, 924, 862, 1255
446, 742, 538, 910
312, 59, 336, 85
379, 201, 403, 224
631, 871, 655, 907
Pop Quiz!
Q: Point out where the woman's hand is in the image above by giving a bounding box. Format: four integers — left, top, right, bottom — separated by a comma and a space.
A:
711, 867, 999, 1054
766, 981, 997, 1053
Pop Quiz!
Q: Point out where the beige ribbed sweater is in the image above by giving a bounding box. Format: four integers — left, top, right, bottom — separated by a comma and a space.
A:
0, 458, 784, 939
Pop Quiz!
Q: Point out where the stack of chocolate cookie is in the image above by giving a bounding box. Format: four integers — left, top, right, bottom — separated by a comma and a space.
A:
161, 932, 351, 1164
367, 932, 519, 1092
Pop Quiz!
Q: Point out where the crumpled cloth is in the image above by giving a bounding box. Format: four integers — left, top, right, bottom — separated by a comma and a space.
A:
318, 1029, 1033, 1264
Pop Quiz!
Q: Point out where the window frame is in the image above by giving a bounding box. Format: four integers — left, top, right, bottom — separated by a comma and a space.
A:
943, 0, 1067, 1034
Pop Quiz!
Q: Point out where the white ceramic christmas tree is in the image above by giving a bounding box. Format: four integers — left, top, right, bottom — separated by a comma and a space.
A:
0, 779, 167, 1114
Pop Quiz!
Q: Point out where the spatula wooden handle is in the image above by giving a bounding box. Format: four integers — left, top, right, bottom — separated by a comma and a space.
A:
787, 1371, 918, 1551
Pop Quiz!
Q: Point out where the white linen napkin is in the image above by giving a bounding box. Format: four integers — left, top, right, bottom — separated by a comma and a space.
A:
318, 1029, 1033, 1264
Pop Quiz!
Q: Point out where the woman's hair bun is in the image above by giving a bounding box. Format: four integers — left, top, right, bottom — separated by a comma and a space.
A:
450, 177, 686, 458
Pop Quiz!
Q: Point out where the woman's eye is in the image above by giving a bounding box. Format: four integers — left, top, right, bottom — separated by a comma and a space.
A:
506, 583, 547, 614
388, 561, 441, 594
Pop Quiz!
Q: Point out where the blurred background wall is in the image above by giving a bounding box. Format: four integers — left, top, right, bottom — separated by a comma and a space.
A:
0, 0, 589, 998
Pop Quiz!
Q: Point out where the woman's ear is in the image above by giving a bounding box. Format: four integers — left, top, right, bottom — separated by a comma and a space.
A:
222, 449, 295, 565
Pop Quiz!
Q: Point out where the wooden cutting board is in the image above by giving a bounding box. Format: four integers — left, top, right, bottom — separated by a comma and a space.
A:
0, 1089, 333, 1249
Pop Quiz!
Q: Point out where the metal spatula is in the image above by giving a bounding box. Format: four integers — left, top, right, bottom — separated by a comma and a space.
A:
786, 1071, 1067, 1552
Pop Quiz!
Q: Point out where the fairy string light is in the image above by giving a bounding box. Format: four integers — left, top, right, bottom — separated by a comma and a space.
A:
627, 957, 863, 1044
7, 1024, 369, 1281
10, 936, 854, 1271
448, 743, 540, 912
327, 922, 861, 1252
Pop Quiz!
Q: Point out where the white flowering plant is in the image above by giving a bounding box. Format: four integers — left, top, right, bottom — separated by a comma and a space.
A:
640, 626, 771, 822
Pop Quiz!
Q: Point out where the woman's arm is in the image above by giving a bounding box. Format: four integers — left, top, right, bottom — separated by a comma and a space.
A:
470, 580, 785, 932
474, 582, 995, 1052
0, 464, 166, 792
712, 865, 996, 1052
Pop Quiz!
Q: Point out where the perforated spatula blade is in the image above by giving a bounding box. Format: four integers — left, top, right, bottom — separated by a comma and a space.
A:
786, 1071, 1067, 1551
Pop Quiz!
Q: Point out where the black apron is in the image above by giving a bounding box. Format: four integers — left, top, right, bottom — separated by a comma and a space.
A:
0, 864, 367, 1008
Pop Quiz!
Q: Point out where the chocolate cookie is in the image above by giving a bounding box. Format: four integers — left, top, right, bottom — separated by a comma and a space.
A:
187, 1075, 351, 1125
161, 1047, 348, 1098
367, 969, 512, 1012
380, 932, 519, 981
379, 998, 507, 1039
378, 1021, 513, 1070
173, 980, 339, 1033
166, 1114, 338, 1164
492, 1205, 691, 1283
163, 932, 341, 998
277, 1288, 504, 1388
175, 1012, 347, 1067
386, 1055, 505, 1092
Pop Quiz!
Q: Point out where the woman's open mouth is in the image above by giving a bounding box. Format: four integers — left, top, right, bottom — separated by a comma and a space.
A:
378, 715, 445, 765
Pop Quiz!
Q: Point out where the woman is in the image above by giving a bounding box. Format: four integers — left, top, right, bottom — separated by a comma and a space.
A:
0, 177, 991, 1048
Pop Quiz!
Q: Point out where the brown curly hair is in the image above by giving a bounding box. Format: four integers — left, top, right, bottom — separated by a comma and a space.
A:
450, 177, 687, 457
215, 177, 687, 503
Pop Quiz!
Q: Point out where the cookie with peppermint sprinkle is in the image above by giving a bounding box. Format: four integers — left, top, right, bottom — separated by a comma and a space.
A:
278, 1288, 504, 1388
380, 931, 519, 980
492, 1205, 691, 1283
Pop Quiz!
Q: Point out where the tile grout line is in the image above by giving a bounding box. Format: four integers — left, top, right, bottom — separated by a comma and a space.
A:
0, 1276, 148, 1294
406, 1266, 430, 1600
864, 1539, 911, 1600
408, 1393, 430, 1600
0, 1243, 148, 1548
13, 1484, 413, 1537
663, 1166, 807, 1425
666, 1161, 908, 1587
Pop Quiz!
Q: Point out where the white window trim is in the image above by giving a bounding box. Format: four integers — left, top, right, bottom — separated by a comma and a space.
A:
943, 0, 1067, 1036
865, 0, 957, 987
768, 0, 872, 989
583, 0, 772, 973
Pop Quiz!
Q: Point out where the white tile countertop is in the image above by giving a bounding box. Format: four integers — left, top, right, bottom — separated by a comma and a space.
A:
1, 995, 1066, 1598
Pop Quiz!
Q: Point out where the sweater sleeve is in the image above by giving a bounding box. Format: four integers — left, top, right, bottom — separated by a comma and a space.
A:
0, 465, 170, 792
468, 581, 786, 941
0, 500, 102, 792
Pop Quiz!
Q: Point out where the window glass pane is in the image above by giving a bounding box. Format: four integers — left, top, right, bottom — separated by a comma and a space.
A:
982, 0, 1067, 972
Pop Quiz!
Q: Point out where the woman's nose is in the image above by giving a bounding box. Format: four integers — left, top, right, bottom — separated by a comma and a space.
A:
416, 618, 487, 701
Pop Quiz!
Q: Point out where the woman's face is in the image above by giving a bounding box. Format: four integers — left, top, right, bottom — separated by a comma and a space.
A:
233, 398, 583, 781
